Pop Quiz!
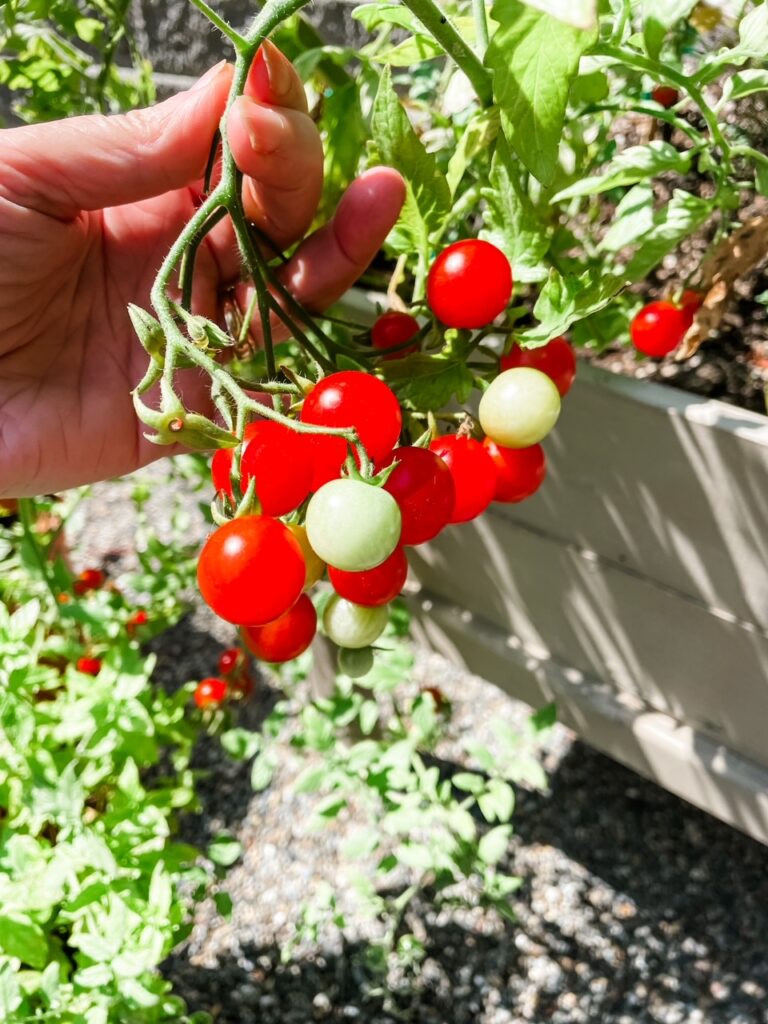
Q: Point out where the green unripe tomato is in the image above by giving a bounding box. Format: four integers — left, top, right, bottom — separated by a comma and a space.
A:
305, 478, 402, 572
479, 367, 561, 448
338, 646, 375, 679
323, 595, 389, 649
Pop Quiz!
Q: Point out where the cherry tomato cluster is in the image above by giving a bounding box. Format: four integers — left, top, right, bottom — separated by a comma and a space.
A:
630, 290, 701, 358
197, 241, 576, 674
193, 646, 255, 709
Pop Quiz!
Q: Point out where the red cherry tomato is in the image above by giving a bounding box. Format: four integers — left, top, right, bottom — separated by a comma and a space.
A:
680, 289, 703, 329
76, 657, 102, 677
194, 677, 228, 709
126, 609, 149, 637
652, 85, 679, 108
483, 439, 546, 503
421, 685, 448, 712
383, 446, 455, 546
371, 312, 420, 359
329, 547, 408, 607
427, 240, 513, 329
301, 371, 403, 489
218, 647, 243, 676
630, 301, 688, 358
212, 420, 313, 516
429, 435, 497, 524
500, 337, 577, 397
73, 568, 105, 595
197, 516, 305, 626
242, 593, 317, 663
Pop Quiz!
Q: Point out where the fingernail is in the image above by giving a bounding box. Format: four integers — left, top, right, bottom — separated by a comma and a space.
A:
191, 59, 228, 93
239, 97, 287, 153
259, 40, 292, 99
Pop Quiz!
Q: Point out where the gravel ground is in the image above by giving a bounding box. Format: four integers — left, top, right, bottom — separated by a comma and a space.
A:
68, 473, 768, 1024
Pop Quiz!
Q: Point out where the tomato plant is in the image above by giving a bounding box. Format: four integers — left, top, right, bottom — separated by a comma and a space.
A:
242, 592, 317, 662
197, 516, 306, 626
429, 436, 497, 524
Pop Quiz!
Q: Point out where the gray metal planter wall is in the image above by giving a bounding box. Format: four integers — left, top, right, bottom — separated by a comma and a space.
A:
408, 364, 768, 845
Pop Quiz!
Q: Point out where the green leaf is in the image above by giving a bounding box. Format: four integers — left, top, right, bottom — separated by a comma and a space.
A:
737, 4, 768, 58
517, 266, 624, 344
641, 0, 696, 58
478, 778, 515, 822
371, 67, 451, 257
8, 599, 40, 639
372, 36, 444, 66
447, 108, 500, 196
74, 17, 104, 43
452, 772, 485, 795
481, 147, 549, 283
214, 891, 233, 919
756, 161, 768, 198
208, 834, 242, 867
529, 701, 557, 733
487, 0, 597, 185
0, 914, 48, 969
352, 3, 424, 32
552, 141, 692, 201
623, 190, 713, 281
478, 825, 512, 865
0, 961, 22, 1017
379, 353, 474, 411
725, 68, 768, 101
599, 182, 655, 252
220, 728, 261, 761
320, 80, 366, 215
519, 0, 597, 29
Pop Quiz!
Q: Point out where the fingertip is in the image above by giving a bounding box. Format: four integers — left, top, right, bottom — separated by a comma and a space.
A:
333, 167, 406, 260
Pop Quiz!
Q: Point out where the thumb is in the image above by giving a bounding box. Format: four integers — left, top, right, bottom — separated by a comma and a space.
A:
0, 62, 232, 220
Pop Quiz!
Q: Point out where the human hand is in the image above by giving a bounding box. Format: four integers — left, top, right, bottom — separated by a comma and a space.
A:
0, 45, 405, 497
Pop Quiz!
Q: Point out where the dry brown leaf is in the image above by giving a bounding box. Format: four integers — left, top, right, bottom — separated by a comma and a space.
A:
676, 215, 768, 359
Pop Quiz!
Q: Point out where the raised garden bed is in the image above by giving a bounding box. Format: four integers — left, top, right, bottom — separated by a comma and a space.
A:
405, 361, 768, 844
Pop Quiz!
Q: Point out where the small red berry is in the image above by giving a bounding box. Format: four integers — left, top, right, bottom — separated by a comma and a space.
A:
500, 337, 576, 397
421, 686, 448, 712
371, 312, 420, 359
218, 647, 243, 676
652, 85, 679, 109
73, 568, 105, 595
194, 677, 228, 709
76, 657, 102, 677
630, 301, 688, 358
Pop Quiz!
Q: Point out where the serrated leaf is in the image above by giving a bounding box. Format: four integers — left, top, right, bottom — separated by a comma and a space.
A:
481, 147, 549, 282
518, 267, 625, 344
529, 701, 557, 733
372, 35, 444, 65
478, 778, 515, 822
552, 141, 692, 201
371, 67, 451, 257
487, 0, 597, 185
478, 825, 512, 865
452, 772, 485, 794
8, 599, 40, 639
352, 3, 424, 32
737, 4, 768, 58
380, 353, 474, 411
0, 914, 47, 969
